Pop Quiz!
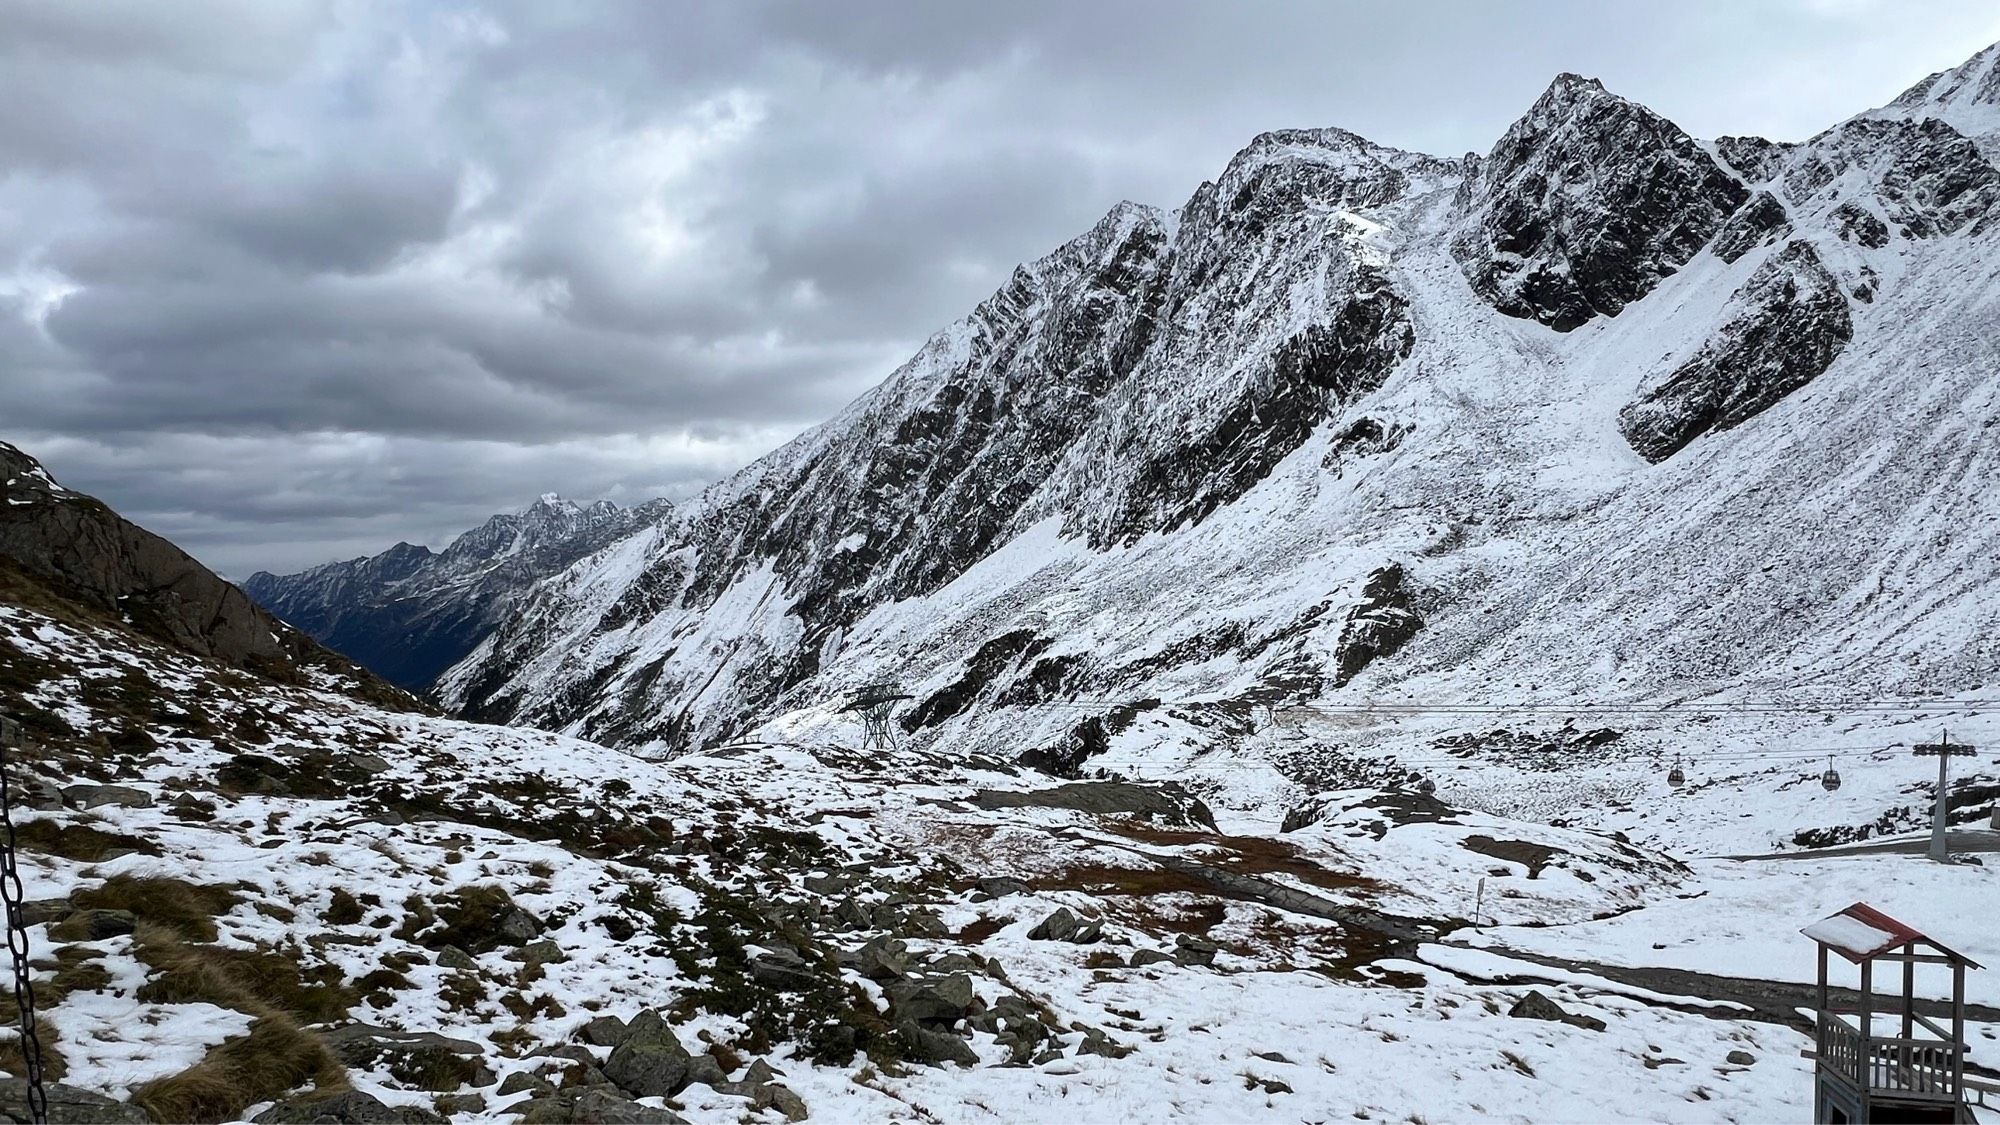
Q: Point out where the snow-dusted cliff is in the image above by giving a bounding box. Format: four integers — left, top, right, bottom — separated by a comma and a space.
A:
434, 50, 2000, 798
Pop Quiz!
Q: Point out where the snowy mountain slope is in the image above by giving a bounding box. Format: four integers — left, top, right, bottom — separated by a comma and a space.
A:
440, 43, 2000, 837
245, 495, 671, 692
1868, 39, 2000, 156
12, 583, 1995, 1124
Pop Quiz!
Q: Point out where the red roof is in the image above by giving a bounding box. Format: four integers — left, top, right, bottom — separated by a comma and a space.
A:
1801, 902, 1982, 967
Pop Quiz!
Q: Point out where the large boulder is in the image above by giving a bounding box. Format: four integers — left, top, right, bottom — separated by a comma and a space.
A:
884, 973, 979, 1026
251, 1089, 447, 1124
514, 1090, 688, 1124
0, 1081, 150, 1124
1026, 907, 1103, 944
602, 1012, 694, 1099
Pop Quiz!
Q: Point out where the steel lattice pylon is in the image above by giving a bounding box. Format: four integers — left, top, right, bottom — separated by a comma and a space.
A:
839, 681, 913, 750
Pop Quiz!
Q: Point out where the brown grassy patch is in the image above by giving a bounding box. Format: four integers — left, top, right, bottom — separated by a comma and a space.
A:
1102, 822, 1385, 896
72, 876, 241, 942
126, 921, 352, 1123
0, 1018, 68, 1083
13, 819, 159, 862
131, 1017, 345, 1124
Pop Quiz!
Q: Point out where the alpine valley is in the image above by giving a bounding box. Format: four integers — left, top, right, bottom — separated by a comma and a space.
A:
4, 42, 2000, 1125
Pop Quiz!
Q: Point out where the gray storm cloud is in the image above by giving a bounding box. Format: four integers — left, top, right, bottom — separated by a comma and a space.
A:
2, 0, 1995, 575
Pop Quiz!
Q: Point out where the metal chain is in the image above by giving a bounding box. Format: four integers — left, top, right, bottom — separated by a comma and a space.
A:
0, 718, 48, 1125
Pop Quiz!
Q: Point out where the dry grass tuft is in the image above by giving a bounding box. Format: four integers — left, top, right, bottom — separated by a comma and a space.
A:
125, 920, 354, 1123
71, 875, 240, 942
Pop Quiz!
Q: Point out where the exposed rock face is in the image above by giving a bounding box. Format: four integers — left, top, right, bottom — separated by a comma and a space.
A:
0, 443, 408, 705
245, 494, 669, 691
1333, 564, 1425, 687
1618, 241, 1853, 462
1783, 117, 1999, 240
1452, 74, 1749, 330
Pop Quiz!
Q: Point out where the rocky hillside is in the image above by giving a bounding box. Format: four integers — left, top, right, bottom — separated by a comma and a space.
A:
245, 496, 670, 692
2, 444, 1996, 1123
0, 442, 411, 711
436, 45, 2000, 798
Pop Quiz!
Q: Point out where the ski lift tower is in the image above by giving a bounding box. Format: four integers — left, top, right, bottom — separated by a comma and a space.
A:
1803, 903, 1987, 1123
841, 681, 913, 751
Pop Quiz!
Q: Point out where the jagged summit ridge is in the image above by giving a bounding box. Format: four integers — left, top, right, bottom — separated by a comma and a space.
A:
417, 47, 2000, 776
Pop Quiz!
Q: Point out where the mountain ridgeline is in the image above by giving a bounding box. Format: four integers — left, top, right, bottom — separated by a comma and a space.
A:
343, 47, 1995, 765
245, 495, 670, 692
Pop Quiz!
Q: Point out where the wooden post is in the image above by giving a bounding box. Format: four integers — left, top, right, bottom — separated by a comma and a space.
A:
1860, 957, 1874, 1095
1901, 950, 1915, 1042
1954, 960, 1967, 1097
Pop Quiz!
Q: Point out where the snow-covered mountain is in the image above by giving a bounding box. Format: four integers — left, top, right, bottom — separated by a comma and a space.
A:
438, 45, 2000, 803
246, 495, 671, 691
5, 439, 1997, 1124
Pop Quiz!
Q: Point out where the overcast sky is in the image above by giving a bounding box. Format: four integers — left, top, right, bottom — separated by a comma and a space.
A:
4, 0, 1997, 577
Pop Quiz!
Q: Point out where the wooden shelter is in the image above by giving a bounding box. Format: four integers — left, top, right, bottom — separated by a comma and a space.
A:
1803, 903, 1980, 1123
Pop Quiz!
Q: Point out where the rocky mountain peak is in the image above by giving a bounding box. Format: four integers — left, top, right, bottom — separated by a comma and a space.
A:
1451, 71, 1750, 330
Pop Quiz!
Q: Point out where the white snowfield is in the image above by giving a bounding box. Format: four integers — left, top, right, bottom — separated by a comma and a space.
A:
6, 602, 2000, 1123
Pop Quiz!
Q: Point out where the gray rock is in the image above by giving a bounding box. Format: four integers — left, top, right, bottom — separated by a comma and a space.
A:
850, 936, 908, 982
251, 1089, 447, 1124
604, 1027, 694, 1098
432, 1093, 484, 1116
970, 781, 1218, 830
49, 908, 136, 941
515, 1091, 688, 1124
741, 1059, 780, 1087
893, 1020, 979, 1068
348, 752, 393, 775
435, 946, 477, 972
975, 876, 1031, 899
684, 1052, 727, 1091
748, 949, 820, 992
1726, 1049, 1757, 1066
18, 900, 70, 927
578, 1014, 631, 1047
61, 784, 152, 810
506, 939, 568, 966
885, 973, 977, 1025
752, 1082, 810, 1121
0, 1081, 150, 1124
619, 1009, 676, 1048
1508, 990, 1606, 1032
1130, 949, 1176, 968
1078, 1027, 1132, 1059
1027, 907, 1102, 944
497, 1071, 555, 1097
323, 1023, 494, 1090
1172, 935, 1218, 967
803, 873, 853, 895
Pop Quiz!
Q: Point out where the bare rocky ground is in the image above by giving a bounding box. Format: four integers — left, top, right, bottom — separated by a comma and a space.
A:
0, 594, 1857, 1123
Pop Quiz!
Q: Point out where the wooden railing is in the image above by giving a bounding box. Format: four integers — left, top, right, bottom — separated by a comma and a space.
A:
1817, 1014, 1965, 1100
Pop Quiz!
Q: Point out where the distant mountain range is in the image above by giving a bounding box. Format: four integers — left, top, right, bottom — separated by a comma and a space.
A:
244, 494, 670, 692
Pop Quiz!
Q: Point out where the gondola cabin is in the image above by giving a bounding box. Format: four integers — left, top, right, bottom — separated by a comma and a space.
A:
1803, 903, 1981, 1123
